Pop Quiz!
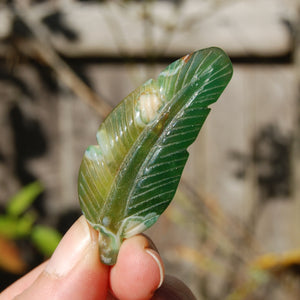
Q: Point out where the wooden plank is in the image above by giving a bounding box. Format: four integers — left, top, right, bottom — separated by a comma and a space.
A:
0, 0, 294, 58
203, 64, 298, 252
53, 0, 294, 57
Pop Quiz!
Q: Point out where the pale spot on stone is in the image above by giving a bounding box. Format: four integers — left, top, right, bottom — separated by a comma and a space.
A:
103, 216, 111, 226
140, 93, 161, 124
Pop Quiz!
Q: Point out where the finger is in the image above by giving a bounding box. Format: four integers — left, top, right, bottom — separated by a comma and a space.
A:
110, 235, 164, 300
0, 261, 47, 299
153, 275, 197, 300
13, 216, 109, 300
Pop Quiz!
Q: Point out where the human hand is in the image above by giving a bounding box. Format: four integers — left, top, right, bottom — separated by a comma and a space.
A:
1, 216, 195, 300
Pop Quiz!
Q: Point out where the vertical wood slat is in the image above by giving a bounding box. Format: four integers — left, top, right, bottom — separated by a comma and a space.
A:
292, 6, 300, 247
182, 64, 298, 253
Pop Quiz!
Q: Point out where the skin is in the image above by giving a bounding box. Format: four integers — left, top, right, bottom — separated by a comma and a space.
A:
1, 216, 196, 300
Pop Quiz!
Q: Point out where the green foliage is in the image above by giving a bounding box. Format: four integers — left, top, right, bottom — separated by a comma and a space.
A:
0, 213, 36, 239
0, 181, 62, 261
0, 216, 20, 239
0, 182, 42, 240
6, 182, 43, 217
31, 225, 62, 257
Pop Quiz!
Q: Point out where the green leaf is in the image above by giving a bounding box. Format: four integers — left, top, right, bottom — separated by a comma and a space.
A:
7, 182, 43, 217
16, 212, 36, 237
0, 212, 36, 239
0, 216, 19, 239
78, 47, 233, 265
31, 225, 62, 257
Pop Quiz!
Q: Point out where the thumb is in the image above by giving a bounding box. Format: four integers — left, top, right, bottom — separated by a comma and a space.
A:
15, 216, 109, 300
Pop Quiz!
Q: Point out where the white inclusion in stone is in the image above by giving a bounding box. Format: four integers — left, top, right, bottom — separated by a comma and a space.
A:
102, 216, 111, 226
121, 212, 159, 238
96, 129, 115, 163
141, 93, 161, 123
136, 92, 162, 127
85, 145, 102, 161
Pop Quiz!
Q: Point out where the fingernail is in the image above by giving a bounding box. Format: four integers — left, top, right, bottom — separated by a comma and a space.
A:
45, 216, 94, 277
145, 249, 164, 289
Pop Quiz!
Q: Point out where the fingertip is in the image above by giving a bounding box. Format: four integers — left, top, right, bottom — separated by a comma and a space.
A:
13, 216, 109, 300
110, 235, 164, 300
144, 249, 164, 289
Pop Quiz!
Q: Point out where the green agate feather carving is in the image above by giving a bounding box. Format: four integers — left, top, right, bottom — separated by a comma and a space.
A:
78, 47, 233, 265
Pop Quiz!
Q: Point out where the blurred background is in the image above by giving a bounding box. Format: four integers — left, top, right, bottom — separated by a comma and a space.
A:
0, 0, 299, 299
